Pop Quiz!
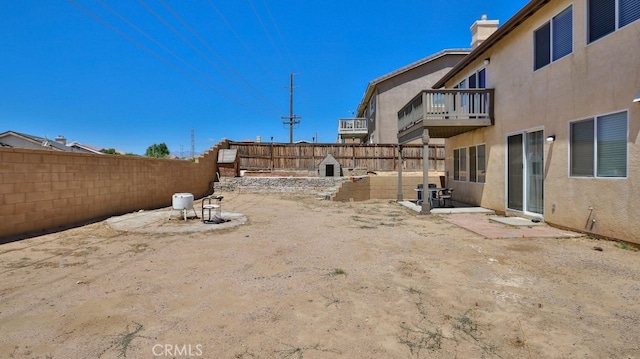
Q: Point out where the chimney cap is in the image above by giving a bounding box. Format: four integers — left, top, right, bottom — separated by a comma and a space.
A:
54, 135, 67, 145
470, 16, 499, 48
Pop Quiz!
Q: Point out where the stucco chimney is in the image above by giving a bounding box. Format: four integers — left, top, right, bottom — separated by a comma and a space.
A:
55, 135, 67, 146
470, 15, 499, 49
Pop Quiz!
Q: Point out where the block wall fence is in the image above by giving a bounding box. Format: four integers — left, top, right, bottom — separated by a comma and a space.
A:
332, 176, 439, 202
0, 145, 222, 240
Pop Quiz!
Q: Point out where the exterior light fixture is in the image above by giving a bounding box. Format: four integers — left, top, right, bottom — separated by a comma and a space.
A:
546, 135, 556, 143
634, 92, 640, 103
484, 58, 490, 65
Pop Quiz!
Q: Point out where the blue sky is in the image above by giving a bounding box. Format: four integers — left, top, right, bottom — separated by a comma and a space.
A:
1, 0, 528, 155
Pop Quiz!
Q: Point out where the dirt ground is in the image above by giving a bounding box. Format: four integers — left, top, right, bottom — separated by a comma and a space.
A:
1, 193, 639, 358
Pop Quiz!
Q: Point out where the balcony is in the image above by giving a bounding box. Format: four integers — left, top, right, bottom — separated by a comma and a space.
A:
397, 89, 494, 143
338, 118, 368, 140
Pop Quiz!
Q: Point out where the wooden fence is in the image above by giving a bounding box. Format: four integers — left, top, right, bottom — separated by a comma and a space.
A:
225, 141, 445, 172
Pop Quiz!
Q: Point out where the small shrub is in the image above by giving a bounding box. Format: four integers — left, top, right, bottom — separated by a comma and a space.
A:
328, 268, 347, 277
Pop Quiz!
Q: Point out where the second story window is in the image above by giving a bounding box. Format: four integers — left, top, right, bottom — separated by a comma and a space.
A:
466, 68, 486, 89
534, 5, 573, 70
369, 95, 376, 116
588, 0, 640, 44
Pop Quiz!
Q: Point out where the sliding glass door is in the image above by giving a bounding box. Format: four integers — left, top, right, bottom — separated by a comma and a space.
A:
507, 130, 544, 216
507, 134, 524, 210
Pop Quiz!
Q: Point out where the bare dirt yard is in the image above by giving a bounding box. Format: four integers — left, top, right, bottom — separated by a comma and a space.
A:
1, 193, 639, 358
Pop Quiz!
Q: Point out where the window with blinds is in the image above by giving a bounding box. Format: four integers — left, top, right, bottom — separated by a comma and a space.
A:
597, 112, 627, 177
454, 145, 486, 183
570, 111, 628, 178
620, 0, 640, 27
477, 145, 486, 183
453, 149, 460, 181
570, 119, 595, 177
534, 22, 551, 70
459, 148, 467, 182
588, 0, 640, 44
553, 7, 573, 60
534, 6, 573, 70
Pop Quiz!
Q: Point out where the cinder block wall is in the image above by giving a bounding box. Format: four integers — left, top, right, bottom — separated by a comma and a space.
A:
369, 176, 443, 200
332, 176, 441, 201
0, 146, 220, 239
332, 177, 371, 201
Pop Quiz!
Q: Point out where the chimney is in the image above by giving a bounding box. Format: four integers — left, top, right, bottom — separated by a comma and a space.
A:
471, 15, 499, 49
55, 135, 67, 146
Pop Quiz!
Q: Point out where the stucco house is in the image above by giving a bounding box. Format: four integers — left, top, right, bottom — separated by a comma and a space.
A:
398, 0, 640, 244
0, 131, 71, 151
0, 131, 106, 154
339, 49, 471, 145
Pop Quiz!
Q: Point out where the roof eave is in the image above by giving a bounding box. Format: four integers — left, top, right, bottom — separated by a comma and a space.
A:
357, 48, 471, 115
432, 0, 550, 89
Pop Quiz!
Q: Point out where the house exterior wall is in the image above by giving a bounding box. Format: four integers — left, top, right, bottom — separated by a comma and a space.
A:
444, 0, 640, 243
360, 53, 468, 144
374, 57, 464, 144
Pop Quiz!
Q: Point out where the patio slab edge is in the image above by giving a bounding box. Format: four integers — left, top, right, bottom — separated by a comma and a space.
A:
398, 201, 495, 214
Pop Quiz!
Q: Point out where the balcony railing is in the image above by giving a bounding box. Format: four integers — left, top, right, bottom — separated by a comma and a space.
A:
338, 118, 368, 136
397, 89, 495, 137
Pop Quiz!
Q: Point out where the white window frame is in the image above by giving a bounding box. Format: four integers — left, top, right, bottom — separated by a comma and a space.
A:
453, 148, 467, 182
569, 110, 628, 178
588, 0, 640, 44
472, 144, 486, 183
454, 144, 486, 183
534, 5, 573, 71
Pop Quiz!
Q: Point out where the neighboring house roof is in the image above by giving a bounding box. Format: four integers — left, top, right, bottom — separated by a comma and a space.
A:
357, 48, 472, 114
433, 0, 548, 88
0, 130, 110, 154
0, 131, 70, 151
67, 141, 105, 154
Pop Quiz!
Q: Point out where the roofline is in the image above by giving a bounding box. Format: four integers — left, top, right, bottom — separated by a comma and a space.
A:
68, 142, 104, 154
432, 0, 549, 89
0, 131, 70, 151
357, 48, 471, 115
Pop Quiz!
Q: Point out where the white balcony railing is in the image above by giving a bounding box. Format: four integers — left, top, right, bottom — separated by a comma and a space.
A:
398, 89, 494, 132
338, 118, 368, 135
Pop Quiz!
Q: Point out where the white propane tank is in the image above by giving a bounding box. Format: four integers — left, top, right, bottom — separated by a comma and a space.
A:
172, 193, 194, 210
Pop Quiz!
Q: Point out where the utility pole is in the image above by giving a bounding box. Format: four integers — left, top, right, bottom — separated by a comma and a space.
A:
281, 73, 301, 143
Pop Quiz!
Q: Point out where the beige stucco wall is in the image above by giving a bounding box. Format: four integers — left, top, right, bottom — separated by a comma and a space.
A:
331, 175, 439, 202
445, 0, 640, 243
0, 147, 220, 240
370, 54, 468, 144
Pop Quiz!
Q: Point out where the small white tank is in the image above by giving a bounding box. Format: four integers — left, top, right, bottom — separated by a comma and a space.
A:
172, 193, 194, 210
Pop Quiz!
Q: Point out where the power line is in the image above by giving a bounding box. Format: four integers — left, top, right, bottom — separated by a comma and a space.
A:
95, 0, 223, 91
247, 0, 287, 70
68, 0, 265, 114
261, 0, 298, 72
155, 0, 283, 113
205, 0, 283, 91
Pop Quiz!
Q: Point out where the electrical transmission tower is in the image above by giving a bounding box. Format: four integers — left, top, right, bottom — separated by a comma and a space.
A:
191, 128, 195, 158
281, 73, 301, 143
